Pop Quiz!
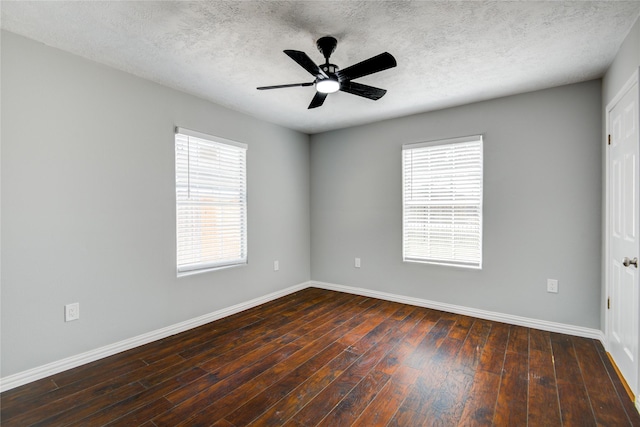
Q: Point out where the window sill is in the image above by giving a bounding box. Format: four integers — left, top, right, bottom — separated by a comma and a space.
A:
403, 259, 482, 270
177, 262, 247, 278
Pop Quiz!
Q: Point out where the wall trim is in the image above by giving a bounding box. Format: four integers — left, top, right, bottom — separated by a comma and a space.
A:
0, 281, 311, 393
311, 280, 606, 344
2, 280, 606, 393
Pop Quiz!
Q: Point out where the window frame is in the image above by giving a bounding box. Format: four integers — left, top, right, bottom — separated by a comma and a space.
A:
402, 134, 483, 269
175, 127, 248, 276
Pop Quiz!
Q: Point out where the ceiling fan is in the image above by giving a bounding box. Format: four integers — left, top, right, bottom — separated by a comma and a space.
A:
257, 36, 397, 109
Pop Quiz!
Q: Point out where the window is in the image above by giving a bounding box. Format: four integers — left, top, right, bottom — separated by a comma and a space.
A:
402, 135, 483, 269
175, 127, 247, 275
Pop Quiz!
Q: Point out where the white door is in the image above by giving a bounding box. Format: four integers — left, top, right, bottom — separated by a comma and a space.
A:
607, 69, 640, 398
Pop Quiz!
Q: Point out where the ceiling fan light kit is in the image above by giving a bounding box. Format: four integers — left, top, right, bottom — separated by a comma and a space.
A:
257, 36, 397, 109
316, 78, 340, 94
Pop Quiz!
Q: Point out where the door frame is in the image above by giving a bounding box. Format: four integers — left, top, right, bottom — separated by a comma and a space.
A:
605, 67, 640, 408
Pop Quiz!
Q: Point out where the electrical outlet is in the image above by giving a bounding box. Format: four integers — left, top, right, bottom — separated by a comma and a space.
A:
274, 260, 279, 271
547, 279, 558, 293
355, 257, 361, 268
65, 302, 80, 322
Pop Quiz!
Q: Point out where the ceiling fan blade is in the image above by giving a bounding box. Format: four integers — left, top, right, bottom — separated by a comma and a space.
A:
336, 52, 397, 82
340, 81, 387, 100
284, 50, 327, 78
308, 92, 328, 109
257, 82, 314, 90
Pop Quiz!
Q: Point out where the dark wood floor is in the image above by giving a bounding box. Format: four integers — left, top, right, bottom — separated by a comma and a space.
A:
2, 288, 639, 426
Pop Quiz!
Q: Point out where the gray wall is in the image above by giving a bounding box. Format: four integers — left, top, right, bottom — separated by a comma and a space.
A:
1, 31, 311, 377
310, 80, 602, 329
603, 16, 640, 106
601, 16, 640, 329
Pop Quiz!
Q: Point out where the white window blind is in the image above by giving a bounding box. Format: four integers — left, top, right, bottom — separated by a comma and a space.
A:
175, 127, 247, 274
402, 135, 483, 269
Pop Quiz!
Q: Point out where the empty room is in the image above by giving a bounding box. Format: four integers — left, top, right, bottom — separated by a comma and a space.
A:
2, 1, 640, 425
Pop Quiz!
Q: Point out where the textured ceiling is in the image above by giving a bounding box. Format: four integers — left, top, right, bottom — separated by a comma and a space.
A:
2, 1, 640, 134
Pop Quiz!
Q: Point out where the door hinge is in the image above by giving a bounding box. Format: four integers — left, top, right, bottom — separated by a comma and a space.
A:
608, 134, 611, 145
608, 297, 611, 309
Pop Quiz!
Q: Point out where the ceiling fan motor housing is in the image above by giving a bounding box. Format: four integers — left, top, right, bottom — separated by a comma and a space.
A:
316, 36, 337, 61
320, 63, 339, 75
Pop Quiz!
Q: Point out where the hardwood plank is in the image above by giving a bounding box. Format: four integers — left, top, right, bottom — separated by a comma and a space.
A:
477, 348, 505, 375
386, 378, 431, 427
175, 346, 346, 427
557, 381, 597, 426
283, 296, 383, 349
594, 342, 640, 425
29, 382, 147, 426
572, 337, 632, 426
403, 318, 455, 370
103, 397, 172, 427
223, 342, 347, 426
572, 337, 615, 385
132, 292, 290, 361
529, 328, 552, 353
506, 325, 529, 354
528, 349, 561, 426
414, 337, 467, 424
65, 367, 207, 427
49, 355, 147, 390
586, 381, 634, 426
351, 366, 417, 427
484, 322, 510, 352
419, 330, 493, 426
288, 340, 395, 426
175, 293, 360, 384
342, 309, 402, 354
390, 303, 420, 320
148, 289, 332, 365
280, 292, 360, 337
119, 313, 263, 364
421, 368, 474, 426
448, 315, 475, 341
200, 334, 299, 379
316, 369, 390, 426
388, 335, 465, 426
399, 309, 442, 347
0, 377, 58, 410
476, 322, 509, 375
192, 328, 354, 426
211, 420, 236, 427
492, 351, 528, 425
376, 341, 418, 377
468, 318, 492, 338
551, 332, 583, 384
1, 354, 185, 425
175, 315, 298, 362
451, 329, 490, 375
151, 343, 301, 427
457, 370, 501, 426
248, 349, 362, 426
336, 302, 396, 347
165, 300, 380, 407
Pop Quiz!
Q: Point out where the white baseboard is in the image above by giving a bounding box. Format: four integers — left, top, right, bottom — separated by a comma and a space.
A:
0, 281, 311, 393
1, 280, 606, 393
311, 281, 605, 344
